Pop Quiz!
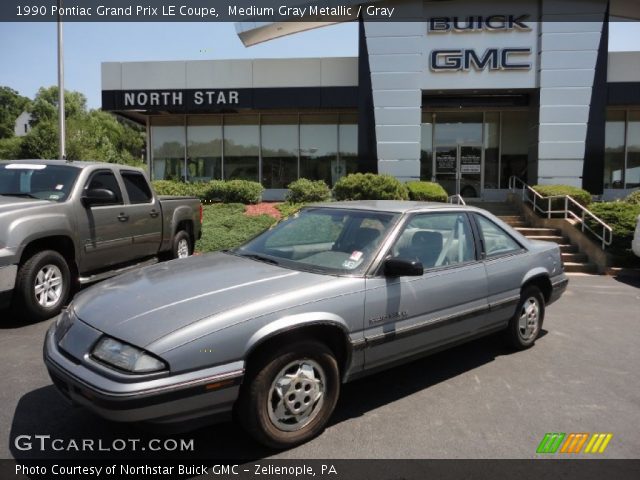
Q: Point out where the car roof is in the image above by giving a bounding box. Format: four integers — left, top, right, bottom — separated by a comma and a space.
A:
310, 200, 471, 214
0, 159, 142, 171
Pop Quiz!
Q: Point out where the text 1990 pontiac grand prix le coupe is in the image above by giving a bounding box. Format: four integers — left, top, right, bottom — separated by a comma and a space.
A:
44, 201, 567, 448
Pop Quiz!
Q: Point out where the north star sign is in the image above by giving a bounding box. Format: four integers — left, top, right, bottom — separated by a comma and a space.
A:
428, 14, 533, 72
122, 89, 241, 108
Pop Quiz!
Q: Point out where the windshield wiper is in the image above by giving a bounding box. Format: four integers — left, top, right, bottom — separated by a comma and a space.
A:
238, 253, 280, 266
1, 193, 39, 199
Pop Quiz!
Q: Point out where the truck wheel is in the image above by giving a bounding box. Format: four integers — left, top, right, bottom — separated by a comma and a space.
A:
14, 250, 71, 322
505, 286, 545, 350
238, 341, 340, 449
172, 230, 192, 259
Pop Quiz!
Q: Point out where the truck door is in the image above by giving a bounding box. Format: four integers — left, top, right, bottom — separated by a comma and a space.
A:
78, 169, 135, 272
119, 170, 163, 259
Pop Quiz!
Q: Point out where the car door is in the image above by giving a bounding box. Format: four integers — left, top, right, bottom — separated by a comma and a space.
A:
119, 170, 163, 259
473, 213, 528, 325
362, 211, 489, 371
78, 169, 135, 272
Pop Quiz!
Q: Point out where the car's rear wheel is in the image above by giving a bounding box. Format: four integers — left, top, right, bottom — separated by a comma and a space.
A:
14, 250, 71, 322
172, 230, 192, 259
238, 341, 340, 449
505, 286, 545, 350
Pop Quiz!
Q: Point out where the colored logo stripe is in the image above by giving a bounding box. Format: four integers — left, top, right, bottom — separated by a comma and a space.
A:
537, 433, 565, 453
537, 433, 613, 454
584, 433, 613, 454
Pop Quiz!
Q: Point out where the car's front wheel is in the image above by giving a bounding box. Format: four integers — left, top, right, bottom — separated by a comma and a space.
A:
505, 286, 545, 350
238, 341, 340, 449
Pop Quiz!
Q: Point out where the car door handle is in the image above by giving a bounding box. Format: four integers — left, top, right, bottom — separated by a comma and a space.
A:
149, 210, 159, 218
117, 213, 129, 222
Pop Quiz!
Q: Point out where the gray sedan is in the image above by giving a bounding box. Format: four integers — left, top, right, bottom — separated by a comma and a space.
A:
44, 201, 567, 448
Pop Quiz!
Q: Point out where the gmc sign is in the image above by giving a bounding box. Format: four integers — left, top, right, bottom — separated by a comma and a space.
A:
430, 48, 532, 71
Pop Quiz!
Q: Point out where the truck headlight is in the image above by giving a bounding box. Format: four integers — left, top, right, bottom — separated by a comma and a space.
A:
92, 337, 167, 373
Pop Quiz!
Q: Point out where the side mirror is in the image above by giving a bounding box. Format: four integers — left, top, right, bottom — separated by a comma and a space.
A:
384, 257, 424, 277
82, 188, 116, 206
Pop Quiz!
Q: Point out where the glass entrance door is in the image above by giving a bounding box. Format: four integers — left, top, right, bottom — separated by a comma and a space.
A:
435, 145, 482, 198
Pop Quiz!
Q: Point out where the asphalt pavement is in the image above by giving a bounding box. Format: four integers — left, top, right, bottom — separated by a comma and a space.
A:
1, 274, 639, 460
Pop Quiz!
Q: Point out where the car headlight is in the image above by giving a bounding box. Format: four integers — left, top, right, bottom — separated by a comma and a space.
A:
54, 308, 75, 342
92, 337, 167, 373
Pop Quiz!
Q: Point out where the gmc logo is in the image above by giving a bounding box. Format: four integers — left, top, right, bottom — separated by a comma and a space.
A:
430, 48, 532, 71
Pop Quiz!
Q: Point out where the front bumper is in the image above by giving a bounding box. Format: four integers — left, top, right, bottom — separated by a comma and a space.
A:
43, 325, 244, 425
0, 264, 17, 309
549, 275, 569, 305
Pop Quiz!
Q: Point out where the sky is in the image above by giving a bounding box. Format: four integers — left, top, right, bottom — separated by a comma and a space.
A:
0, 21, 638, 109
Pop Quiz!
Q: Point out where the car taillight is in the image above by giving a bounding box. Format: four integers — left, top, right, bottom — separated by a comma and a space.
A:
199, 204, 203, 224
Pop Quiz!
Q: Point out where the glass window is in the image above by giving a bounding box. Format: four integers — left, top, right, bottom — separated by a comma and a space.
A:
500, 111, 529, 188
236, 207, 398, 275
420, 113, 434, 181
626, 110, 640, 188
86, 171, 123, 205
121, 171, 153, 204
151, 117, 185, 181
391, 212, 475, 269
434, 112, 483, 145
604, 110, 626, 189
300, 114, 339, 186
484, 112, 500, 189
261, 115, 298, 189
224, 115, 259, 182
339, 113, 358, 181
475, 215, 522, 257
187, 116, 222, 182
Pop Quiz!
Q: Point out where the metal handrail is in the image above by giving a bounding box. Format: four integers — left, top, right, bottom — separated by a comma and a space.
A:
508, 176, 613, 249
447, 194, 466, 205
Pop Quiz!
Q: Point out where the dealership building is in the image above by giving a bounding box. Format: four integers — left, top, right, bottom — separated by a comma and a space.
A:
101, 0, 640, 200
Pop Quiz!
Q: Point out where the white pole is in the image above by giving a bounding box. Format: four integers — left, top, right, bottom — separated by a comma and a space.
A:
57, 0, 66, 160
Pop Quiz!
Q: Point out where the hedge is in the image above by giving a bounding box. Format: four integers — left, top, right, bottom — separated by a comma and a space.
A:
152, 179, 263, 204
286, 178, 331, 203
625, 190, 640, 205
532, 184, 592, 208
406, 181, 448, 202
589, 201, 640, 251
333, 173, 409, 201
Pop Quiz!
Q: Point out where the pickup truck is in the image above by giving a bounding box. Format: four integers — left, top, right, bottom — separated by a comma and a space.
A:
0, 160, 202, 322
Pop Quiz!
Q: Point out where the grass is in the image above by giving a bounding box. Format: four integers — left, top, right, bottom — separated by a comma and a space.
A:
195, 204, 276, 253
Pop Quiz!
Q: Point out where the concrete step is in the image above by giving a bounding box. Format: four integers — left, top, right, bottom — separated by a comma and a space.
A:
563, 262, 598, 274
559, 244, 579, 253
525, 235, 567, 244
516, 227, 562, 236
498, 215, 526, 222
505, 221, 528, 228
562, 252, 588, 263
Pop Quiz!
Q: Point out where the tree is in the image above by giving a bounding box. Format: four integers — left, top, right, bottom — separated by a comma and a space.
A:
0, 87, 30, 139
29, 86, 87, 125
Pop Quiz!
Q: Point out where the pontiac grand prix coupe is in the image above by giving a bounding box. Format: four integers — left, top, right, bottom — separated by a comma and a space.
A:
44, 201, 567, 448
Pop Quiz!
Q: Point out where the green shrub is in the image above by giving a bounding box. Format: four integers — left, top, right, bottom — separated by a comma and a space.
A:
286, 178, 331, 203
333, 173, 409, 201
406, 181, 448, 202
276, 202, 305, 218
152, 179, 263, 204
624, 190, 640, 205
532, 184, 592, 208
589, 201, 640, 251
221, 179, 263, 204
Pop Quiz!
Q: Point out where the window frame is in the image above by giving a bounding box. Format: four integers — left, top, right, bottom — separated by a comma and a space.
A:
83, 169, 124, 207
471, 213, 526, 260
120, 170, 154, 205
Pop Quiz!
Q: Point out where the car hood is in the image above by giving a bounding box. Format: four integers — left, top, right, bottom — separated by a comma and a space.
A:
0, 195, 51, 214
72, 252, 336, 348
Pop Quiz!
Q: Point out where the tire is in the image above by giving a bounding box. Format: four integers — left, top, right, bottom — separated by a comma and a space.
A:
505, 286, 545, 350
238, 341, 340, 449
14, 250, 71, 322
172, 230, 192, 259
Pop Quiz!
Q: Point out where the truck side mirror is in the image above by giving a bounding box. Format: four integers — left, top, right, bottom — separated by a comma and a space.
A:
384, 258, 424, 277
82, 188, 116, 207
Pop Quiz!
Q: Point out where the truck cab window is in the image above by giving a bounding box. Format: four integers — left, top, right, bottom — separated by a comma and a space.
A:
121, 171, 153, 204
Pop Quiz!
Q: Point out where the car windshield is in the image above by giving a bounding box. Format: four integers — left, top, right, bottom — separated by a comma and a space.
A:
234, 207, 400, 275
0, 163, 80, 202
